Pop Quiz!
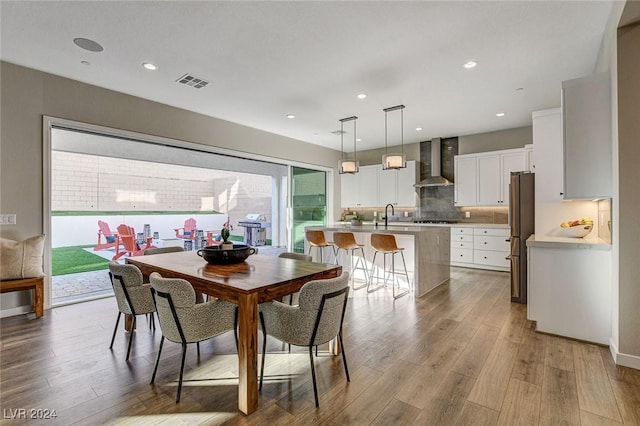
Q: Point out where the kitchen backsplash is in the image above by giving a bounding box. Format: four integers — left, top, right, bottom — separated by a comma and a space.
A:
418, 138, 508, 224
598, 198, 611, 243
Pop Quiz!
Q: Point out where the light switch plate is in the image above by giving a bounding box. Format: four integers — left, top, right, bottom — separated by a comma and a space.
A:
0, 214, 17, 225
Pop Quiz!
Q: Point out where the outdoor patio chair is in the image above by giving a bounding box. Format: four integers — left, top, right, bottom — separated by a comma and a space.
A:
174, 218, 197, 240
94, 220, 119, 251
259, 272, 351, 407
149, 272, 237, 403
112, 224, 155, 260
108, 261, 157, 361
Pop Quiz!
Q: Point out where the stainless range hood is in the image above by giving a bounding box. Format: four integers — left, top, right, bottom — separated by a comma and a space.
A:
414, 138, 453, 187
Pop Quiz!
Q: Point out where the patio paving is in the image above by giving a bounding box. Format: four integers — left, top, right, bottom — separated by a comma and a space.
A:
52, 245, 288, 305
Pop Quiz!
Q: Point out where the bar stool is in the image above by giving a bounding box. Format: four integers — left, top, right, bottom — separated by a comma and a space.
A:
368, 233, 411, 299
305, 230, 336, 263
333, 232, 369, 290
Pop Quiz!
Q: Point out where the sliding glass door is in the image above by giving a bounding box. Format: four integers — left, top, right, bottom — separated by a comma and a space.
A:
290, 166, 327, 253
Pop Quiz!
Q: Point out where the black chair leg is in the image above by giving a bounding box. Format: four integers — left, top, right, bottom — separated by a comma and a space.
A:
197, 342, 200, 358
309, 346, 319, 408
339, 331, 350, 382
126, 316, 136, 362
150, 336, 164, 384
259, 312, 267, 390
176, 343, 187, 403
109, 312, 121, 349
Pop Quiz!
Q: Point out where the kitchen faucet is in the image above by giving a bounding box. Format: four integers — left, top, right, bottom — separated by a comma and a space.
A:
383, 203, 394, 228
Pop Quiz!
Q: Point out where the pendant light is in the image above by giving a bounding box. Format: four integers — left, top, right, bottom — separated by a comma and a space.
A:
338, 116, 359, 174
382, 104, 407, 170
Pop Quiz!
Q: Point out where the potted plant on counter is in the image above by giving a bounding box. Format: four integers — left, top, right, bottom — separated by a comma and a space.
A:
350, 212, 363, 226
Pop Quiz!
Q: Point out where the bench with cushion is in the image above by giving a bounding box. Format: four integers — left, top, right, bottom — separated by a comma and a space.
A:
0, 276, 44, 318
0, 234, 46, 318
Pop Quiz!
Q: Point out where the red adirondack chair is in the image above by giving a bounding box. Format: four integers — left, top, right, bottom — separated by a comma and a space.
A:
94, 220, 119, 251
112, 224, 155, 260
174, 218, 197, 239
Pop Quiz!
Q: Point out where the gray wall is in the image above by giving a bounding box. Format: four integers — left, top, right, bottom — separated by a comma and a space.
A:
0, 61, 341, 313
458, 126, 533, 154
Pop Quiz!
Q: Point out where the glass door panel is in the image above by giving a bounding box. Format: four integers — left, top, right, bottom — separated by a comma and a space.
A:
290, 166, 327, 253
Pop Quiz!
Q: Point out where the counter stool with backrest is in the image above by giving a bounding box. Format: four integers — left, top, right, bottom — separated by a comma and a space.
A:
333, 232, 369, 290
368, 233, 411, 299
305, 230, 336, 263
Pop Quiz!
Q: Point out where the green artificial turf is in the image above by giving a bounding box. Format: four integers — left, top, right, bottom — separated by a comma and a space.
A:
52, 245, 110, 276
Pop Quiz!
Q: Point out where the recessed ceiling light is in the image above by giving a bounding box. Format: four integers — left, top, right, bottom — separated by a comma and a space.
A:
81, 60, 90, 66
463, 61, 477, 69
286, 114, 296, 119
142, 62, 157, 71
73, 37, 104, 52
496, 112, 505, 117
516, 87, 524, 91
356, 138, 362, 142
357, 93, 367, 99
416, 127, 423, 131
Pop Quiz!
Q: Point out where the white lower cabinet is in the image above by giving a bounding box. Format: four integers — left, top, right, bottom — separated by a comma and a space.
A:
450, 226, 509, 271
527, 242, 611, 345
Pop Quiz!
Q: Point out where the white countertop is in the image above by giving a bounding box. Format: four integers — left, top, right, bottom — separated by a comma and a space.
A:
337, 221, 509, 229
526, 234, 612, 250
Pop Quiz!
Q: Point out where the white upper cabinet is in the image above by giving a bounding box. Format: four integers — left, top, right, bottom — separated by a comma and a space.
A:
477, 155, 501, 205
455, 148, 526, 207
454, 156, 477, 207
524, 144, 534, 172
340, 165, 379, 207
562, 72, 612, 199
533, 108, 564, 202
341, 161, 417, 208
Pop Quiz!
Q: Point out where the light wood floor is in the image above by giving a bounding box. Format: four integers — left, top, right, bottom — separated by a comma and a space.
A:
2, 267, 639, 425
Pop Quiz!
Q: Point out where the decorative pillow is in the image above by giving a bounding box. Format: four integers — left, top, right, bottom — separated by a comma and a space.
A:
0, 235, 45, 280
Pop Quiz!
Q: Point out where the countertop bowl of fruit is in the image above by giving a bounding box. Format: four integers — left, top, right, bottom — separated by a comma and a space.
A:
559, 217, 594, 238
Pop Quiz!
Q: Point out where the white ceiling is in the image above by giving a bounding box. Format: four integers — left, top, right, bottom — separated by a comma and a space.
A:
0, 1, 615, 152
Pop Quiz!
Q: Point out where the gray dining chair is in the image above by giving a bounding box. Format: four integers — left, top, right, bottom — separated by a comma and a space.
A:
259, 271, 351, 407
149, 272, 237, 403
108, 261, 157, 361
278, 252, 313, 305
143, 246, 184, 255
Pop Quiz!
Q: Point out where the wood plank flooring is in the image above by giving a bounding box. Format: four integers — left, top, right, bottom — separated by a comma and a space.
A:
1, 267, 639, 425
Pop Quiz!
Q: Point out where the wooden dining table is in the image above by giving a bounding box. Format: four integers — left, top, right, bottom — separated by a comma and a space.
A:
126, 251, 342, 414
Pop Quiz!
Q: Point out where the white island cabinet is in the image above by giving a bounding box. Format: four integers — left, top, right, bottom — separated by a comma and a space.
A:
527, 235, 611, 345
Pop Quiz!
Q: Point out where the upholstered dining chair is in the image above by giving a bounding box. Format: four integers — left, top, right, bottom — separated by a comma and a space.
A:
277, 251, 313, 305
108, 261, 157, 362
143, 246, 184, 256
259, 272, 351, 407
149, 272, 237, 403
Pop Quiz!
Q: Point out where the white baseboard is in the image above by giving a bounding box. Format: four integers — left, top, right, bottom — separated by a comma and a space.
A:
0, 305, 32, 319
609, 338, 640, 370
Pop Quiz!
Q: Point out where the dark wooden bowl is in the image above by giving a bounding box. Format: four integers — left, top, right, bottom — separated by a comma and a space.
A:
197, 244, 257, 264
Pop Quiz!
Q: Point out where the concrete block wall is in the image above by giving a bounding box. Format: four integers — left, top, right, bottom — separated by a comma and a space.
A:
52, 151, 274, 240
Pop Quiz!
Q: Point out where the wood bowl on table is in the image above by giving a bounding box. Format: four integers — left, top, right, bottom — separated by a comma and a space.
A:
197, 244, 256, 264
559, 224, 593, 238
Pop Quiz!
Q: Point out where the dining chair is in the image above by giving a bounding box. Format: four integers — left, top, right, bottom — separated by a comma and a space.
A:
278, 252, 313, 305
259, 271, 351, 407
108, 261, 157, 361
149, 272, 237, 403
143, 246, 184, 256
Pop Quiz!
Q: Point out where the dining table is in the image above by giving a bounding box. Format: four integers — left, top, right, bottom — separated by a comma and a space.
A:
126, 251, 342, 414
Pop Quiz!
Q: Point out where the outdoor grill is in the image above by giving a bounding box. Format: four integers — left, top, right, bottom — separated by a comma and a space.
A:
237, 214, 271, 246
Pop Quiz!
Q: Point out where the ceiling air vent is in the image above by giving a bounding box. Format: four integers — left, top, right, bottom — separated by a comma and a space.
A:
175, 73, 209, 89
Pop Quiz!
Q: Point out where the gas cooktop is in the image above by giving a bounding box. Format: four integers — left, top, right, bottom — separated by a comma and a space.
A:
413, 219, 459, 224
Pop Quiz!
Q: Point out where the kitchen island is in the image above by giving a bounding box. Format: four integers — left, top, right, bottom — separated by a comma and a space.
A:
305, 225, 450, 297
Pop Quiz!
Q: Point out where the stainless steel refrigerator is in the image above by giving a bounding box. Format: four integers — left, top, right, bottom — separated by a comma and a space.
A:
508, 171, 534, 304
